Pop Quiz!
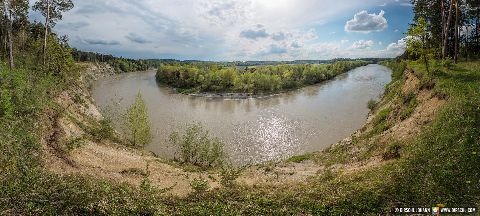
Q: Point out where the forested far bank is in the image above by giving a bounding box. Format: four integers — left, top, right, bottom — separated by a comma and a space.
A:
155, 61, 369, 94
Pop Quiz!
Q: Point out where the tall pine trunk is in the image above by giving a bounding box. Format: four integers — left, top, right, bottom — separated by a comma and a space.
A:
441, 0, 445, 58
43, 0, 50, 65
443, 0, 455, 59
2, 1, 14, 68
454, 0, 459, 63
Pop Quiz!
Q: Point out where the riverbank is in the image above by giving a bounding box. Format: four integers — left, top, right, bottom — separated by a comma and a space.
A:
3, 59, 479, 214
93, 64, 391, 164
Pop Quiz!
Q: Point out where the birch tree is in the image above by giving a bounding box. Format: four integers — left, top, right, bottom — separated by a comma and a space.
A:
1, 1, 14, 68
33, 0, 73, 64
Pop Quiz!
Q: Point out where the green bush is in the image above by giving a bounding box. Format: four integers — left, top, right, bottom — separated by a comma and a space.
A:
287, 154, 312, 163
190, 178, 209, 193
170, 123, 225, 168
90, 119, 116, 142
382, 142, 402, 160
367, 99, 377, 110
373, 108, 391, 126
220, 165, 244, 187
400, 96, 417, 120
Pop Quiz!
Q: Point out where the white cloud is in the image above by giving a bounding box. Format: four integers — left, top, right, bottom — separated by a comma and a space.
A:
350, 40, 374, 49
37, 0, 404, 60
386, 37, 407, 56
345, 10, 388, 33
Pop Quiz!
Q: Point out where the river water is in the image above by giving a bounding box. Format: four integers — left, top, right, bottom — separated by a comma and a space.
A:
92, 64, 391, 164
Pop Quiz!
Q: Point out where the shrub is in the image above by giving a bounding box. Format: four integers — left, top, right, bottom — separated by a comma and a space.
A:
373, 108, 391, 126
190, 178, 209, 194
220, 165, 244, 187
170, 123, 225, 168
124, 93, 152, 147
367, 99, 377, 110
441, 58, 453, 69
400, 96, 417, 120
287, 154, 312, 163
382, 142, 401, 160
90, 119, 115, 142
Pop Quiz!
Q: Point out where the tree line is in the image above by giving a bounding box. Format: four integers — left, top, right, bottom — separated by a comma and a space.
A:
156, 61, 369, 94
72, 49, 155, 73
406, 0, 480, 67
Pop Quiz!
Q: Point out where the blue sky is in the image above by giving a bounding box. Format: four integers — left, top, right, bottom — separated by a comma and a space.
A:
30, 0, 413, 61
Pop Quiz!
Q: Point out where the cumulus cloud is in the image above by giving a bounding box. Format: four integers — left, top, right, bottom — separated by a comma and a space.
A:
386, 37, 407, 56
240, 26, 269, 40
271, 32, 287, 41
40, 0, 406, 60
350, 40, 374, 49
345, 10, 388, 33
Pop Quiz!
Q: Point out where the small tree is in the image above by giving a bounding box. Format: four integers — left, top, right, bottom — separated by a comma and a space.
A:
125, 93, 152, 147
406, 17, 432, 73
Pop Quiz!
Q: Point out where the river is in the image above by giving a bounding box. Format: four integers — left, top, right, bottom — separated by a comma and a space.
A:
92, 64, 391, 165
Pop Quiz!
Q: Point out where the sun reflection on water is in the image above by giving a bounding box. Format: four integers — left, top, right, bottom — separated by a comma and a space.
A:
232, 109, 299, 164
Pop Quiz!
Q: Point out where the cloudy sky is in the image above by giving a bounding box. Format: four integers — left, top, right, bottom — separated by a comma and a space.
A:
30, 0, 413, 61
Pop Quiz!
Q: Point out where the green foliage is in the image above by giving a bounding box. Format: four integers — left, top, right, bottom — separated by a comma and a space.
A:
33, 0, 74, 25
219, 165, 244, 187
373, 108, 391, 126
287, 154, 313, 163
156, 60, 368, 94
400, 94, 417, 120
90, 119, 116, 142
370, 108, 392, 135
382, 142, 402, 160
170, 123, 225, 169
406, 17, 433, 73
440, 58, 453, 69
124, 93, 152, 147
367, 99, 377, 110
72, 49, 152, 73
190, 178, 209, 193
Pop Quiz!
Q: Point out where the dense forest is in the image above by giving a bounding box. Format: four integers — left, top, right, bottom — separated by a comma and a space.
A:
72, 49, 151, 73
406, 0, 479, 62
156, 61, 369, 93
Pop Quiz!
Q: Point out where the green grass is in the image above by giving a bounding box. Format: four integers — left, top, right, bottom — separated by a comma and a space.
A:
287, 153, 313, 163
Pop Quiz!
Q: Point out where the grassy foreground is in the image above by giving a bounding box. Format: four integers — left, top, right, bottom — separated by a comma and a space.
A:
1, 59, 479, 214
158, 60, 480, 214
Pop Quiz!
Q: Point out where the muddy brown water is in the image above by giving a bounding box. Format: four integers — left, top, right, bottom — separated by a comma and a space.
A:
92, 64, 391, 165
